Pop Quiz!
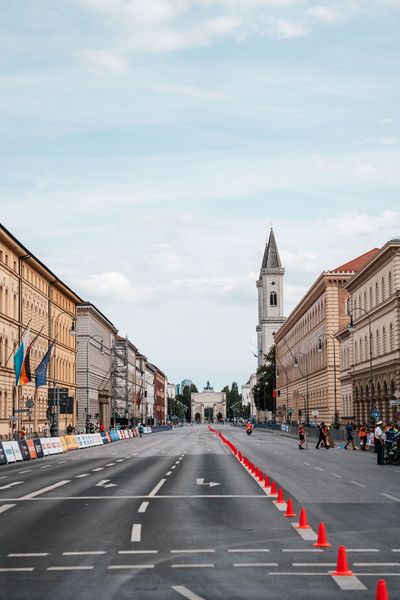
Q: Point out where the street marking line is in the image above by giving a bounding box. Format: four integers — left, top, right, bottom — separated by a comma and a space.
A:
118, 550, 158, 554
315, 467, 325, 472
303, 462, 310, 466
347, 549, 380, 553
166, 471, 172, 476
171, 466, 176, 470
282, 549, 323, 553
19, 480, 71, 500
75, 474, 90, 478
353, 562, 400, 567
8, 553, 48, 557
62, 551, 106, 556
105, 463, 115, 467
108, 565, 154, 569
293, 563, 336, 567
0, 482, 23, 490
330, 473, 342, 478
131, 524, 142, 542
0, 568, 34, 572
170, 550, 215, 554
116, 459, 124, 463
382, 493, 400, 503
92, 468, 104, 472
47, 566, 94, 571
171, 564, 214, 568
148, 479, 166, 497
331, 575, 367, 590
350, 481, 366, 488
138, 502, 149, 513
19, 470, 32, 474
40, 465, 51, 469
392, 549, 400, 552
171, 585, 206, 600
291, 524, 318, 541
233, 563, 278, 567
58, 460, 67, 464
0, 504, 16, 514
228, 549, 270, 553
0, 476, 7, 480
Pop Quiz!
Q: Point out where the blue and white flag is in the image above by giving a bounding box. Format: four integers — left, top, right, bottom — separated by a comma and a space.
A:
35, 343, 54, 388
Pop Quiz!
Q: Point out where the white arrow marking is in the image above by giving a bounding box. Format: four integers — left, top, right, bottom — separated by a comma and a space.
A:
196, 478, 220, 488
95, 480, 117, 488
0, 482, 23, 490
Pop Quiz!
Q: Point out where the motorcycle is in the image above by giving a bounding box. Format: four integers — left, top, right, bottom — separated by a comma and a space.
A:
246, 427, 253, 436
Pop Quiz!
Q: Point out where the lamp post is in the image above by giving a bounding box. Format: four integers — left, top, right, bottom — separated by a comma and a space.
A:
318, 334, 339, 429
347, 307, 374, 425
52, 311, 76, 436
85, 334, 104, 433
294, 351, 309, 426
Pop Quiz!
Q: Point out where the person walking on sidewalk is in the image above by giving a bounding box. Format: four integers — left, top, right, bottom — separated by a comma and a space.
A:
298, 424, 305, 449
316, 422, 329, 449
359, 423, 368, 451
344, 421, 357, 450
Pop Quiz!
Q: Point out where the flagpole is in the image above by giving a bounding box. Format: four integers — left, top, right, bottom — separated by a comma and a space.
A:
33, 386, 38, 435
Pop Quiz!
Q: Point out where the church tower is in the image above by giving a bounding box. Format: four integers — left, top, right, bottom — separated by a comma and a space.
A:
256, 228, 286, 366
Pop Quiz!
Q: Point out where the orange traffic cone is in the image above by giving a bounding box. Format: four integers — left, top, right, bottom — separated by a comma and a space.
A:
258, 471, 264, 482
313, 522, 331, 548
264, 475, 270, 488
332, 546, 353, 576
296, 508, 310, 529
276, 487, 285, 503
270, 481, 277, 495
376, 579, 389, 600
284, 498, 296, 518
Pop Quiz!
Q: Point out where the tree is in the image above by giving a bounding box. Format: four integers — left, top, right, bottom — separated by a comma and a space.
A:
222, 382, 242, 420
176, 383, 198, 421
252, 346, 276, 416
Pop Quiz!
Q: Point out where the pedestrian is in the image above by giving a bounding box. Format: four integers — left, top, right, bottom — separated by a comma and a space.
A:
316, 422, 329, 449
66, 423, 74, 435
298, 423, 305, 449
358, 423, 368, 451
374, 420, 386, 465
344, 421, 356, 450
43, 422, 50, 437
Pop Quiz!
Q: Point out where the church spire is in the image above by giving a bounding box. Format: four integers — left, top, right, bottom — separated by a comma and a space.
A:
261, 228, 282, 270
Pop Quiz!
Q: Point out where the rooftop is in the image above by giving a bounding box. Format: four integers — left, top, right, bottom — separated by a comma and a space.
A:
330, 247, 380, 274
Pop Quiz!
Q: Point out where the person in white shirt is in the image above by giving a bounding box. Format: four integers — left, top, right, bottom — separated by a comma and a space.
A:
374, 420, 386, 465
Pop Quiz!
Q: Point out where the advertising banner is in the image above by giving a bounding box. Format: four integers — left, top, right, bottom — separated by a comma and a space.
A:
10, 441, 24, 461
26, 439, 37, 459
2, 442, 16, 463
0, 442, 7, 465
18, 440, 31, 461
33, 438, 44, 459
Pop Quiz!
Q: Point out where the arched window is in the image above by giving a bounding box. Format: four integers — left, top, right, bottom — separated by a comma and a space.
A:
270, 291, 277, 306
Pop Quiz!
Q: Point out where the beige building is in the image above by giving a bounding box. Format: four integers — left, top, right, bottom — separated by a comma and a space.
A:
337, 238, 400, 425
274, 249, 379, 426
0, 224, 81, 439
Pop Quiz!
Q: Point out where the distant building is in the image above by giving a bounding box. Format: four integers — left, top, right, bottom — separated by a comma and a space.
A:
176, 378, 193, 395
241, 373, 257, 419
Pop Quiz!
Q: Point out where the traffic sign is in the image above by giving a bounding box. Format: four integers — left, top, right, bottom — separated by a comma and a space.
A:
371, 409, 380, 419
26, 399, 34, 408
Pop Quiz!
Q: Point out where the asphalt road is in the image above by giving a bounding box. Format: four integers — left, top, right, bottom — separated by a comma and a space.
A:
0, 425, 399, 600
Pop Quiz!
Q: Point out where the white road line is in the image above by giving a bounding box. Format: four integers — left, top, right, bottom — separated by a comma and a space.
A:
175, 461, 180, 465
40, 465, 51, 469
118, 550, 158, 554
291, 524, 318, 542
392, 549, 400, 552
282, 549, 323, 553
116, 459, 124, 463
171, 564, 214, 568
353, 562, 400, 567
92, 468, 104, 472
19, 470, 32, 474
20, 480, 71, 500
0, 568, 34, 572
58, 461, 67, 464
330, 473, 342, 478
171, 585, 206, 600
228, 549, 270, 553
293, 563, 336, 567
303, 462, 310, 466
138, 502, 149, 513
63, 551, 106, 556
47, 566, 94, 571
354, 572, 400, 576
105, 463, 115, 467
166, 471, 172, 476
0, 504, 16, 514
0, 476, 7, 479
131, 524, 142, 542
331, 575, 367, 591
170, 550, 215, 554
233, 563, 278, 568
347, 549, 380, 553
8, 553, 48, 557
350, 481, 366, 488
108, 565, 154, 569
148, 479, 166, 497
315, 467, 325, 472
0, 482, 23, 490
75, 474, 90, 478
382, 493, 400, 503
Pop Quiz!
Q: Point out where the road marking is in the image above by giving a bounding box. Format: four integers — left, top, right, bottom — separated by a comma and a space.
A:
273, 501, 287, 512
92, 468, 104, 472
171, 564, 214, 568
0, 568, 34, 572
171, 585, 206, 600
331, 575, 367, 590
116, 459, 124, 463
58, 460, 67, 464
293, 563, 336, 567
315, 467, 325, 472
233, 563, 278, 568
148, 479, 166, 497
196, 479, 220, 488
19, 480, 71, 500
105, 463, 115, 467
382, 493, 400, 503
353, 562, 400, 567
62, 551, 106, 556
330, 473, 343, 478
40, 465, 51, 469
2, 494, 272, 500
0, 504, 16, 514
95, 480, 117, 488
47, 566, 94, 571
138, 502, 149, 513
303, 462, 310, 466
228, 549, 270, 553
170, 550, 215, 554
131, 524, 142, 542
282, 549, 323, 553
350, 481, 366, 488
19, 470, 32, 474
118, 550, 158, 554
166, 471, 172, 476
0, 476, 7, 480
108, 564, 154, 569
392, 549, 400, 552
8, 553, 48, 557
175, 461, 180, 465
347, 549, 380, 553
291, 524, 318, 541
0, 482, 23, 490
75, 474, 90, 478
171, 466, 176, 470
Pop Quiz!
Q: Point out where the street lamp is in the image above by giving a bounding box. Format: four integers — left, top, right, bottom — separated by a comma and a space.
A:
347, 307, 374, 425
85, 334, 104, 433
52, 312, 76, 436
318, 334, 339, 429
294, 351, 309, 426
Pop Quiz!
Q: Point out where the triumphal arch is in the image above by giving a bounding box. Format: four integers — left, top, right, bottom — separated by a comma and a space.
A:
191, 382, 226, 423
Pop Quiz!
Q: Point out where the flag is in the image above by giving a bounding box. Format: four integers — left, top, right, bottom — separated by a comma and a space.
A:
35, 342, 54, 388
134, 389, 142, 406
20, 327, 44, 386
14, 326, 30, 386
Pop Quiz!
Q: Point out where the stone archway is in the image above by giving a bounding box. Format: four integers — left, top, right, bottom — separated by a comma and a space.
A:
191, 388, 227, 424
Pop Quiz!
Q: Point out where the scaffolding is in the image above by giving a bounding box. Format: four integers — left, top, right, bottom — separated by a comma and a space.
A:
111, 338, 129, 425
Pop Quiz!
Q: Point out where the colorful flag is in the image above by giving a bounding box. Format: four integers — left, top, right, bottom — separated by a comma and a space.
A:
19, 327, 44, 386
35, 342, 54, 388
13, 326, 30, 386
134, 389, 142, 406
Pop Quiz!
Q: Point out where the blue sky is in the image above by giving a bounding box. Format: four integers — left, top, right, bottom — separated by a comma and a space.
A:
1, 1, 400, 391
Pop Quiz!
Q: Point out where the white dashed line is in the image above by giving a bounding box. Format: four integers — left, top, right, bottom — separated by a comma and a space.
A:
131, 524, 142, 542
8, 553, 48, 557
47, 566, 94, 571
19, 470, 32, 474
105, 463, 115, 467
171, 564, 214, 568
349, 481, 366, 488
40, 465, 51, 469
315, 467, 325, 472
75, 474, 90, 478
148, 479, 166, 497
118, 550, 158, 554
20, 480, 71, 500
171, 466, 176, 470
171, 585, 206, 600
0, 504, 16, 514
233, 563, 278, 568
166, 471, 172, 476
228, 549, 270, 553
330, 473, 342, 478
92, 468, 104, 472
382, 493, 400, 503
108, 564, 154, 570
170, 550, 215, 554
0, 568, 34, 572
282, 549, 322, 553
63, 551, 106, 556
138, 502, 149, 513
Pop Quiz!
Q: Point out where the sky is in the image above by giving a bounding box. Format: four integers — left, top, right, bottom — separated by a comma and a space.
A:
1, 0, 400, 392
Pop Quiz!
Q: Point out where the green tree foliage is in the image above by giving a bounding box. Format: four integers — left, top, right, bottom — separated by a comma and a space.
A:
222, 381, 242, 420
176, 383, 198, 421
252, 345, 276, 412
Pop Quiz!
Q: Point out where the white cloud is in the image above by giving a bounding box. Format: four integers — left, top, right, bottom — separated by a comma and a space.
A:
324, 210, 400, 236
79, 48, 129, 73
365, 137, 398, 146
274, 18, 307, 37
307, 5, 346, 23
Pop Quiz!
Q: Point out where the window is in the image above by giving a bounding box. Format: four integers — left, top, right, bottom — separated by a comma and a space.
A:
375, 282, 379, 305
383, 326, 387, 353
376, 329, 380, 356
369, 286, 373, 308
382, 277, 386, 301
390, 323, 394, 352
389, 272, 393, 296
270, 291, 277, 306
